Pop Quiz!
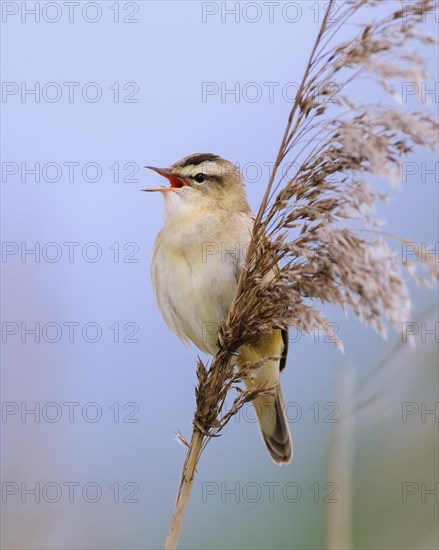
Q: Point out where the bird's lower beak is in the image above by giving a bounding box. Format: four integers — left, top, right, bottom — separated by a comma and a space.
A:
142, 166, 187, 192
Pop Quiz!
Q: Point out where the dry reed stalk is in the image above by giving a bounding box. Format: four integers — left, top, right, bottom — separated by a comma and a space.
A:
327, 363, 355, 550
164, 1, 438, 547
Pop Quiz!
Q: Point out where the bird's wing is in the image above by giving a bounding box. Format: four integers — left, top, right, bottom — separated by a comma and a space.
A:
280, 328, 289, 371
272, 260, 289, 372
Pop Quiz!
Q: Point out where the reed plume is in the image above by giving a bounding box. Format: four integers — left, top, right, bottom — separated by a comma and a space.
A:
164, 1, 438, 547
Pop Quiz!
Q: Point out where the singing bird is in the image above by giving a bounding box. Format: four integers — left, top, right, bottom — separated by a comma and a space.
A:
144, 153, 292, 464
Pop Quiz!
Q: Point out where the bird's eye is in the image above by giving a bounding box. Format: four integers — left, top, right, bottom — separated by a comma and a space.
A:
193, 173, 206, 184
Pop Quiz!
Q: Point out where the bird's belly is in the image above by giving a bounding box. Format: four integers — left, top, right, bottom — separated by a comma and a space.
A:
152, 246, 237, 354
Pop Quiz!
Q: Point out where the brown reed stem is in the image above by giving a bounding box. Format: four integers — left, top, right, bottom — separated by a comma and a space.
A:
164, 429, 204, 550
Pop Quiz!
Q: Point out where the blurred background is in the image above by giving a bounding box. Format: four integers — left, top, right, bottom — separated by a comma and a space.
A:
1, 1, 438, 549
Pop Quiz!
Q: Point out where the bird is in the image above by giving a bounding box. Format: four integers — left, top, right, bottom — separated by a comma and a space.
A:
143, 153, 292, 464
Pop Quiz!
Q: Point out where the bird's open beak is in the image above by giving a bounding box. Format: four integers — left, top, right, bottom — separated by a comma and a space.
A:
142, 166, 187, 193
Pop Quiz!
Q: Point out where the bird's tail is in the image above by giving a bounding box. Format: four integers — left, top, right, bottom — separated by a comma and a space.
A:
253, 385, 292, 464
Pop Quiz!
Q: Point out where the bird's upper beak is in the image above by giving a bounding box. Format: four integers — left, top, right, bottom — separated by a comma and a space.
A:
142, 166, 187, 193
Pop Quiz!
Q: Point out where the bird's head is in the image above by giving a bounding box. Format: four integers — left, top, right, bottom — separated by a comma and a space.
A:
143, 153, 251, 216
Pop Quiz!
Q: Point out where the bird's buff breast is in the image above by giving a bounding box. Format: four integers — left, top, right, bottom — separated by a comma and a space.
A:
151, 212, 252, 355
